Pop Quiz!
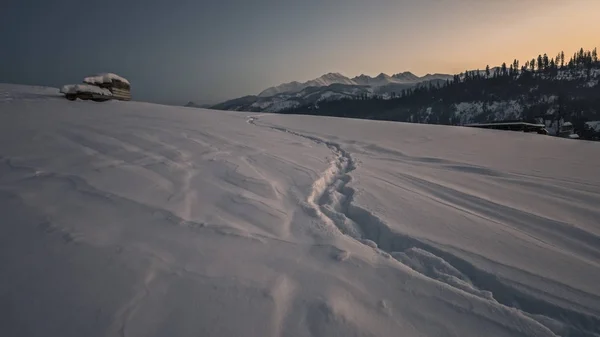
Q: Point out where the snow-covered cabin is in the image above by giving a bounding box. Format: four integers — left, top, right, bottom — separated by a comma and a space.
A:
558, 121, 575, 137
60, 73, 131, 101
83, 73, 131, 101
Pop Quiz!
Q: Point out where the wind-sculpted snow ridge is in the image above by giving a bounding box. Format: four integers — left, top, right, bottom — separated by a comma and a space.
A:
2, 84, 599, 337
250, 115, 600, 337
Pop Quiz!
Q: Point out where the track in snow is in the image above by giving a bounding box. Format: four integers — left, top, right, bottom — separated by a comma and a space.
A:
248, 115, 600, 337
3, 84, 599, 337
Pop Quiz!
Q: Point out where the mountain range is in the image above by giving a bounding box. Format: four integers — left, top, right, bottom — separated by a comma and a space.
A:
204, 72, 453, 113
281, 64, 600, 141
187, 46, 600, 141
258, 71, 452, 97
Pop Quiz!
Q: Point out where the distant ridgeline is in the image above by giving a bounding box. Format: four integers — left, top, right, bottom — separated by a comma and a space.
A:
280, 47, 600, 140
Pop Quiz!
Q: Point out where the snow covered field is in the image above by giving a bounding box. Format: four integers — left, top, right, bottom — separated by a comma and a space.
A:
1, 83, 599, 337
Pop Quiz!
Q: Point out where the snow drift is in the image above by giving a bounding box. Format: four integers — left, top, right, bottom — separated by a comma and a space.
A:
60, 84, 113, 96
1, 83, 599, 337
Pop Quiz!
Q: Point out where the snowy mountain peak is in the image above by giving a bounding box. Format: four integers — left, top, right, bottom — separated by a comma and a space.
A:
391, 71, 419, 82
352, 73, 392, 86
258, 80, 305, 97
309, 73, 355, 87
256, 71, 453, 98
351, 74, 373, 85
320, 72, 346, 79
259, 73, 356, 97
420, 73, 454, 81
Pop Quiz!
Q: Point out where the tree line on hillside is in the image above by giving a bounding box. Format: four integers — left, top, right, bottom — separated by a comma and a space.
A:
282, 47, 600, 140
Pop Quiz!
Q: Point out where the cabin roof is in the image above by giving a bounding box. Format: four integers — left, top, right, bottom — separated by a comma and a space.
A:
83, 73, 130, 85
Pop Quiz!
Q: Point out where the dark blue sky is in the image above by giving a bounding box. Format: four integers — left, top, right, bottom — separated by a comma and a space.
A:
1, 0, 597, 105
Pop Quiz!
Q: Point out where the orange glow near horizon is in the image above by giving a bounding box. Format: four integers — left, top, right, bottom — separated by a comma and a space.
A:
291, 0, 600, 81
419, 1, 600, 76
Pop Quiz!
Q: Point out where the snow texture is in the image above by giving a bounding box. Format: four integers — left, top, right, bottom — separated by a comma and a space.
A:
454, 100, 522, 125
60, 84, 113, 96
554, 68, 600, 81
83, 73, 130, 85
1, 83, 600, 337
268, 100, 300, 112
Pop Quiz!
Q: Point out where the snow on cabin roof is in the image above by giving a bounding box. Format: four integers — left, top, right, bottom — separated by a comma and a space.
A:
60, 84, 113, 96
83, 73, 130, 85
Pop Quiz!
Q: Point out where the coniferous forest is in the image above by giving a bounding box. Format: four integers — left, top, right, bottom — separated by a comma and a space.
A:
282, 47, 600, 140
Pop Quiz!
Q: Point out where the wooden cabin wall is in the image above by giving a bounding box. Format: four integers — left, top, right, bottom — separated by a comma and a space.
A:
110, 87, 132, 101
81, 78, 132, 101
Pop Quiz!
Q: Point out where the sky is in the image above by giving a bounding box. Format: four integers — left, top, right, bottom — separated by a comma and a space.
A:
1, 0, 599, 105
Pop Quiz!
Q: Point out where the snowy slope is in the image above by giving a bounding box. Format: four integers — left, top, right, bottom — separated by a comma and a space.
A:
306, 72, 357, 87
258, 73, 357, 97
213, 83, 372, 113
257, 80, 305, 97
2, 83, 600, 337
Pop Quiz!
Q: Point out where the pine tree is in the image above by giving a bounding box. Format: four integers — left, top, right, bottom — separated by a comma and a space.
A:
560, 51, 565, 68
485, 65, 490, 78
593, 47, 598, 63
543, 53, 549, 70
537, 55, 543, 71
531, 58, 536, 72
501, 62, 507, 77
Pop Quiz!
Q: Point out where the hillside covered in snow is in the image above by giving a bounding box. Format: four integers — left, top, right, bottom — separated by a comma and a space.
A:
282, 48, 600, 140
1, 84, 600, 337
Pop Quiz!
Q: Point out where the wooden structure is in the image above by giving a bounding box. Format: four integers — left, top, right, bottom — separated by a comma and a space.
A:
61, 84, 113, 102
61, 73, 131, 102
84, 73, 131, 101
